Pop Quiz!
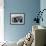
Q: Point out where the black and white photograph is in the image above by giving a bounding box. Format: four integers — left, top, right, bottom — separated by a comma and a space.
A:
10, 13, 25, 25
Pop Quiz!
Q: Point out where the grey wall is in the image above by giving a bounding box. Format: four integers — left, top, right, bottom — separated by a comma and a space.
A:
4, 0, 40, 42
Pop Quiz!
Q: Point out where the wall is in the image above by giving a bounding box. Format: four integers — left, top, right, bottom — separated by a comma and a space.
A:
4, 0, 40, 42
40, 0, 46, 27
0, 0, 4, 42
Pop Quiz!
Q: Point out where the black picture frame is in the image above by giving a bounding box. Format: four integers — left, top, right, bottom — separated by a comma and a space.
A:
10, 13, 25, 25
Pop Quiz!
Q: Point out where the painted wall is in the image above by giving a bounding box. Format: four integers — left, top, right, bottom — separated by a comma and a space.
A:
40, 0, 46, 27
0, 0, 4, 42
4, 0, 40, 42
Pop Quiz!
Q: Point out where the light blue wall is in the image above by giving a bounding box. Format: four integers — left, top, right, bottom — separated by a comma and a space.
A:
40, 0, 46, 27
4, 0, 40, 42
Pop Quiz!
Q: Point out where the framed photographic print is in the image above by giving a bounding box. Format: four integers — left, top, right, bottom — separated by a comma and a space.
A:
10, 13, 25, 25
